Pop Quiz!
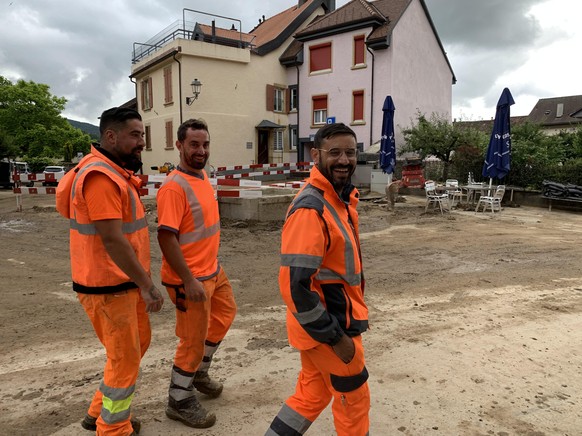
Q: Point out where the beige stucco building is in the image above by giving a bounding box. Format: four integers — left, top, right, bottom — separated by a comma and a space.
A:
131, 1, 333, 174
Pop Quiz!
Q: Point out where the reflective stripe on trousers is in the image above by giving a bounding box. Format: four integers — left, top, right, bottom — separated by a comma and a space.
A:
78, 290, 150, 435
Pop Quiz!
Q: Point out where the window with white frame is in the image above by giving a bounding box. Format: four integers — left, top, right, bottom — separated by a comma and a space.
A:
141, 77, 153, 111
289, 126, 298, 150
312, 95, 327, 125
274, 88, 284, 112
274, 130, 283, 151
290, 87, 298, 112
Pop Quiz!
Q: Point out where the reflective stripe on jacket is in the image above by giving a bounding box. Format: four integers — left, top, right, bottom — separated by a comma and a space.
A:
279, 165, 368, 350
56, 145, 150, 293
157, 169, 220, 284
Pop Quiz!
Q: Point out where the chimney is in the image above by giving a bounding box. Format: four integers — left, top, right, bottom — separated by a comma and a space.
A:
323, 0, 336, 12
211, 20, 216, 42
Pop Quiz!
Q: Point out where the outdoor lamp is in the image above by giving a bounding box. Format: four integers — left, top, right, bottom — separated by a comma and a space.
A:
186, 78, 202, 105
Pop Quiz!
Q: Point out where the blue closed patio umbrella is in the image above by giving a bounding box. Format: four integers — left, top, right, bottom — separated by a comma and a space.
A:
379, 96, 396, 175
483, 88, 515, 193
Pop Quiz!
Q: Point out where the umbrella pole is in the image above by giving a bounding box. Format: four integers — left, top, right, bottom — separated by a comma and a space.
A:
488, 178, 493, 196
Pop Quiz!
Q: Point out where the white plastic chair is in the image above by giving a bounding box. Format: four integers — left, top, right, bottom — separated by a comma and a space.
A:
425, 180, 450, 214
475, 185, 505, 213
445, 179, 466, 208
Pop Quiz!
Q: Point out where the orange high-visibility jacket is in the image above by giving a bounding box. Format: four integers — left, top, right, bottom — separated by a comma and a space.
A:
56, 145, 150, 293
279, 166, 368, 350
157, 168, 221, 284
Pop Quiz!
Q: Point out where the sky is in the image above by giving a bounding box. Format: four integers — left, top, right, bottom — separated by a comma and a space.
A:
1, 0, 580, 124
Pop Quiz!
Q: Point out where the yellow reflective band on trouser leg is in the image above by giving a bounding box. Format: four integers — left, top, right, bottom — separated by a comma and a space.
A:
100, 393, 134, 424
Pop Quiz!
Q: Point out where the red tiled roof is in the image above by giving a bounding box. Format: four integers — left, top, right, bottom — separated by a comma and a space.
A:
249, 0, 320, 49
197, 23, 255, 45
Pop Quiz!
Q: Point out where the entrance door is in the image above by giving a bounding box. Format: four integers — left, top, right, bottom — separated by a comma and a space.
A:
258, 130, 269, 164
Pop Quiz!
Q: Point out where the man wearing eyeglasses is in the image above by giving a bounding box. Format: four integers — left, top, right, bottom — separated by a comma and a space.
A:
267, 123, 369, 436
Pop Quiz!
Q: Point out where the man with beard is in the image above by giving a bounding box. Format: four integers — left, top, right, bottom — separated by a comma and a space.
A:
267, 123, 370, 436
56, 107, 164, 435
156, 118, 237, 428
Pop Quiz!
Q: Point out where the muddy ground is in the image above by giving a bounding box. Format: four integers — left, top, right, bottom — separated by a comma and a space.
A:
1, 189, 581, 436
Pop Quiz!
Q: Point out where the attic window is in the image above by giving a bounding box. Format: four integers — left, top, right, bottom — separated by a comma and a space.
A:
544, 110, 551, 115
556, 103, 564, 118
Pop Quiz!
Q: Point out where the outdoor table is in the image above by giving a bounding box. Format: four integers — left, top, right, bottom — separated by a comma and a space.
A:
461, 184, 489, 205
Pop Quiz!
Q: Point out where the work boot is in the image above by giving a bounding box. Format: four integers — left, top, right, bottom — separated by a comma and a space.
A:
193, 371, 223, 398
166, 396, 216, 428
80, 414, 141, 433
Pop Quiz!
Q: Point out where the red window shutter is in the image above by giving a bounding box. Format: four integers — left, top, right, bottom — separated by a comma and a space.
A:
313, 95, 327, 110
141, 81, 145, 110
285, 88, 291, 113
354, 35, 365, 65
165, 120, 173, 148
310, 43, 331, 72
266, 84, 275, 111
353, 91, 364, 121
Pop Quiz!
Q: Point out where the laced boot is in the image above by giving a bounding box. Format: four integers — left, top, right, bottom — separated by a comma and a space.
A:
193, 371, 223, 398
80, 414, 141, 433
166, 396, 216, 428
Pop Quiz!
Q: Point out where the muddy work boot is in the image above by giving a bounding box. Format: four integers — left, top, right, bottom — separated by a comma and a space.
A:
166, 396, 216, 428
193, 371, 223, 398
81, 414, 141, 433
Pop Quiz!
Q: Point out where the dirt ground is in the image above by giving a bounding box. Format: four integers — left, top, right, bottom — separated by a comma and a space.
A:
1, 189, 582, 436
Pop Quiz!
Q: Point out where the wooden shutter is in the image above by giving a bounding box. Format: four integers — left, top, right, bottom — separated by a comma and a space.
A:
164, 67, 173, 104
313, 95, 327, 110
165, 120, 173, 149
145, 125, 152, 150
148, 77, 153, 109
285, 88, 291, 113
353, 91, 364, 121
309, 43, 331, 72
354, 35, 365, 65
266, 84, 275, 111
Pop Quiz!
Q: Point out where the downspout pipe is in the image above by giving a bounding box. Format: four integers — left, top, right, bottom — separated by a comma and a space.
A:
173, 53, 183, 124
366, 44, 375, 149
296, 64, 301, 162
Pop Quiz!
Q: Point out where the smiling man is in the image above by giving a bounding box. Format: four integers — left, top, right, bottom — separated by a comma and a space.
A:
267, 123, 370, 436
56, 106, 164, 435
156, 118, 237, 429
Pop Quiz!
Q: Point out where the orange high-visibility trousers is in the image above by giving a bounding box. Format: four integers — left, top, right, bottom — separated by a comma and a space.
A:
166, 267, 236, 374
79, 289, 151, 436
273, 336, 370, 436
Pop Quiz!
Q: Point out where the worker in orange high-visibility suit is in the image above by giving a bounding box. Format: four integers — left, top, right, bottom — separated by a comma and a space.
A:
56, 107, 164, 436
267, 123, 370, 436
157, 118, 237, 429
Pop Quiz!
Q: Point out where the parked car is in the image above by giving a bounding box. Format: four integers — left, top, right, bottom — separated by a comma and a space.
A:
43, 166, 66, 186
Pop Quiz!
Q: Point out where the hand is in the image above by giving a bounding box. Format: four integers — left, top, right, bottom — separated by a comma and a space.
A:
332, 334, 355, 364
184, 278, 206, 302
142, 284, 164, 313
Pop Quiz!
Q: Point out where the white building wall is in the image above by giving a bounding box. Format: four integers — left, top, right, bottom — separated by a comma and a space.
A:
386, 0, 453, 147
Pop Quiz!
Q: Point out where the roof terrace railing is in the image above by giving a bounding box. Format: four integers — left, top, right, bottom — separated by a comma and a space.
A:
132, 9, 250, 64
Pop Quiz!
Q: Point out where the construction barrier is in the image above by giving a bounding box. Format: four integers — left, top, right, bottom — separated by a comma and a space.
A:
11, 162, 309, 210
213, 162, 312, 179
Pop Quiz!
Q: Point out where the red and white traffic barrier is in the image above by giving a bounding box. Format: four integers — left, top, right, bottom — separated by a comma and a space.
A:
214, 162, 312, 172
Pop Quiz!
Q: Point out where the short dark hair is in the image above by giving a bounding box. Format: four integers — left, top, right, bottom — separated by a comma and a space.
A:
177, 118, 209, 142
314, 123, 356, 149
99, 107, 142, 136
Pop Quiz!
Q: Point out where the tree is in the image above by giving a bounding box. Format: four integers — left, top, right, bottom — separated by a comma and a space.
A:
0, 76, 91, 159
0, 128, 18, 158
400, 112, 487, 180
